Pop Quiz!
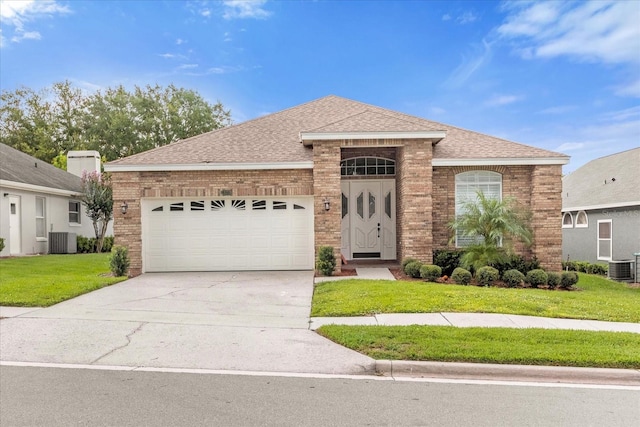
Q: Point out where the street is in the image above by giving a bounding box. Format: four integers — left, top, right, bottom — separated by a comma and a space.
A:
1, 365, 638, 426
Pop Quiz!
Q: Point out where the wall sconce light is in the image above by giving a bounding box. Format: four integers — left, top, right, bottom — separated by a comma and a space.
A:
323, 198, 330, 211
3, 193, 8, 197
121, 201, 128, 215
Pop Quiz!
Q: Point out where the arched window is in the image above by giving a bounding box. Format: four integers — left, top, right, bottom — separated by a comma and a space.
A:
575, 211, 588, 228
562, 212, 573, 228
340, 157, 395, 176
455, 171, 502, 247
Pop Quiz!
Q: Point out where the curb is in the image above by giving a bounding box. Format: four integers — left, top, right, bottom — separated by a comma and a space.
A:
375, 360, 640, 386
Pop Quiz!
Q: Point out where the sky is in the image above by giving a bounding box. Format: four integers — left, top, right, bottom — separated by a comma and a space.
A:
1, 0, 639, 173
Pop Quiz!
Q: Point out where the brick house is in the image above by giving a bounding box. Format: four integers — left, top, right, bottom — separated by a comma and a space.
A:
104, 96, 568, 276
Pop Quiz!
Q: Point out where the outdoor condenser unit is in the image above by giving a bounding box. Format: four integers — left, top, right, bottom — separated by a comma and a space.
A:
48, 232, 77, 254
608, 260, 634, 282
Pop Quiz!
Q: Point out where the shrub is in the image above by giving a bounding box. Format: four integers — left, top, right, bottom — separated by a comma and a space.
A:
562, 260, 576, 271
401, 258, 419, 273
525, 269, 548, 288
433, 249, 463, 276
316, 246, 336, 276
405, 261, 423, 278
451, 267, 472, 285
109, 245, 130, 277
0, 237, 4, 253
560, 271, 579, 289
476, 266, 499, 287
502, 269, 525, 288
77, 236, 94, 253
574, 261, 590, 273
101, 236, 114, 252
490, 254, 540, 276
547, 272, 561, 289
420, 264, 442, 282
587, 263, 607, 276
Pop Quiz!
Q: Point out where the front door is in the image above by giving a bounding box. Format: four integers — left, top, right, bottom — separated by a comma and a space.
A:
341, 180, 396, 260
9, 196, 21, 255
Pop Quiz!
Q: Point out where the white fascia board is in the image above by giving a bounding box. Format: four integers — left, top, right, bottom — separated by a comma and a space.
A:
432, 157, 570, 166
300, 131, 446, 145
104, 162, 314, 172
0, 179, 81, 197
562, 201, 640, 212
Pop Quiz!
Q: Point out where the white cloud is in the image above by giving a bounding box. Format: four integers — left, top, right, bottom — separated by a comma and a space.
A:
498, 1, 640, 65
441, 14, 451, 21
223, 0, 271, 20
200, 8, 211, 17
555, 142, 585, 152
0, 0, 70, 46
485, 94, 523, 106
614, 78, 640, 98
158, 53, 187, 60
538, 105, 577, 115
177, 63, 198, 70
444, 38, 493, 88
457, 11, 478, 25
175, 38, 185, 45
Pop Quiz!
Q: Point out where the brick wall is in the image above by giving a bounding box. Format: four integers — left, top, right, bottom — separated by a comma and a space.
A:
530, 165, 563, 271
111, 169, 313, 276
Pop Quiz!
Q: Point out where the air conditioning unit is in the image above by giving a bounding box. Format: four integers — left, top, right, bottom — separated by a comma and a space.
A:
49, 232, 77, 254
608, 260, 634, 282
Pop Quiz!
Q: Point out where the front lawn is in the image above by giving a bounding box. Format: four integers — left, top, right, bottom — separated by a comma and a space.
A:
311, 274, 640, 322
317, 325, 640, 369
0, 253, 127, 307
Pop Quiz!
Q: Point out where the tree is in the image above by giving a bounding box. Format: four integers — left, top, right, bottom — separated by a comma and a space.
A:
81, 171, 113, 253
449, 191, 533, 272
1, 81, 232, 164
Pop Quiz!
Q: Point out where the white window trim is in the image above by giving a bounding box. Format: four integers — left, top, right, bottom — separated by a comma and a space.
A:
69, 200, 82, 225
454, 171, 502, 247
597, 219, 612, 261
575, 211, 588, 228
562, 212, 574, 228
35, 196, 47, 241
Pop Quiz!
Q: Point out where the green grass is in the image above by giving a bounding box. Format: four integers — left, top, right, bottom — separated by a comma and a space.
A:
0, 253, 127, 307
317, 325, 640, 369
311, 274, 640, 322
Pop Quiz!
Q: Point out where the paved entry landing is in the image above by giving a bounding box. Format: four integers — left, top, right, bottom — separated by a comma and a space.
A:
0, 272, 373, 374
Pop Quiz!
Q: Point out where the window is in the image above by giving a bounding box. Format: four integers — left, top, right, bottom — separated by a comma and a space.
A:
252, 200, 266, 210
562, 212, 574, 228
340, 157, 395, 176
36, 197, 46, 239
455, 171, 502, 247
190, 201, 205, 211
575, 211, 588, 228
597, 220, 612, 260
69, 201, 81, 224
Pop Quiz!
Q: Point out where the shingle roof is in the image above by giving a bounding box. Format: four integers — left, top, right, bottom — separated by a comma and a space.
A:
562, 147, 640, 211
107, 95, 567, 166
0, 143, 83, 193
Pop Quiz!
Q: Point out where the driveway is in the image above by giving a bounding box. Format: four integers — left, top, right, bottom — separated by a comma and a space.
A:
0, 272, 374, 374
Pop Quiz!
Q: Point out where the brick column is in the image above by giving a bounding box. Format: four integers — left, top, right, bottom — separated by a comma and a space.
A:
312, 140, 342, 272
397, 139, 433, 263
530, 164, 563, 271
110, 171, 143, 277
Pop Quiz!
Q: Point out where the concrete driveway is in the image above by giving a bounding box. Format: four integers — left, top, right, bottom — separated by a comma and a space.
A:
0, 272, 374, 374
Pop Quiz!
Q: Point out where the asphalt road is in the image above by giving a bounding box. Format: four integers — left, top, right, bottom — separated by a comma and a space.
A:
1, 366, 639, 426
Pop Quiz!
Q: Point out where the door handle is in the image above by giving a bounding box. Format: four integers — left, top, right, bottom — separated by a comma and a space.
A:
377, 223, 380, 238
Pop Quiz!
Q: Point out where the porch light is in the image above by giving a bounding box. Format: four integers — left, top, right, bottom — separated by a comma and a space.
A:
323, 198, 331, 211
121, 201, 128, 215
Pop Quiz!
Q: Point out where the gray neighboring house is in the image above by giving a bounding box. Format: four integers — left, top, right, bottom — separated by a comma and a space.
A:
562, 147, 640, 266
0, 144, 107, 256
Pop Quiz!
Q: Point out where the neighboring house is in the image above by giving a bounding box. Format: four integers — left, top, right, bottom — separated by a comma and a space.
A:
562, 147, 640, 264
104, 95, 568, 277
0, 144, 106, 256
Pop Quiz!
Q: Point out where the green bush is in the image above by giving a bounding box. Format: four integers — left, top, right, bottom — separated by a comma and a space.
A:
560, 271, 579, 289
0, 237, 4, 253
562, 260, 576, 271
451, 267, 472, 285
502, 269, 525, 288
109, 245, 130, 277
547, 272, 561, 289
433, 249, 463, 276
102, 236, 114, 252
420, 264, 442, 282
490, 254, 540, 276
401, 258, 419, 272
562, 260, 607, 276
525, 269, 548, 288
316, 246, 336, 276
574, 261, 590, 273
405, 261, 423, 278
476, 266, 499, 287
77, 236, 94, 253
587, 263, 607, 276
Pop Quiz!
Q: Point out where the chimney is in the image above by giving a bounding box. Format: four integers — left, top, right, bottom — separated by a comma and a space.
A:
67, 151, 101, 177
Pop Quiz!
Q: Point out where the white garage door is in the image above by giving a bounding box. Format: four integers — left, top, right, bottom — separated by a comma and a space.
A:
142, 197, 314, 272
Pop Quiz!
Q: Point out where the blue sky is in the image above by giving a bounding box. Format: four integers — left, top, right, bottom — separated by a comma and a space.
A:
1, 0, 639, 173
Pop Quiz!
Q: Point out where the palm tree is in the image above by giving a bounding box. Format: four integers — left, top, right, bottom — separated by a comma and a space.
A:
449, 191, 533, 272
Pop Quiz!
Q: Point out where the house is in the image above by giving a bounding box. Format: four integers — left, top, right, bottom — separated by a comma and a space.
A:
0, 144, 105, 256
104, 95, 569, 277
562, 147, 640, 265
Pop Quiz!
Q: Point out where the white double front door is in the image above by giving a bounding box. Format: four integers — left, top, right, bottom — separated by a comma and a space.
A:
341, 180, 396, 260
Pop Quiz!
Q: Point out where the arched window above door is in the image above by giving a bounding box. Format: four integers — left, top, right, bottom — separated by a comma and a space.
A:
340, 157, 395, 176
